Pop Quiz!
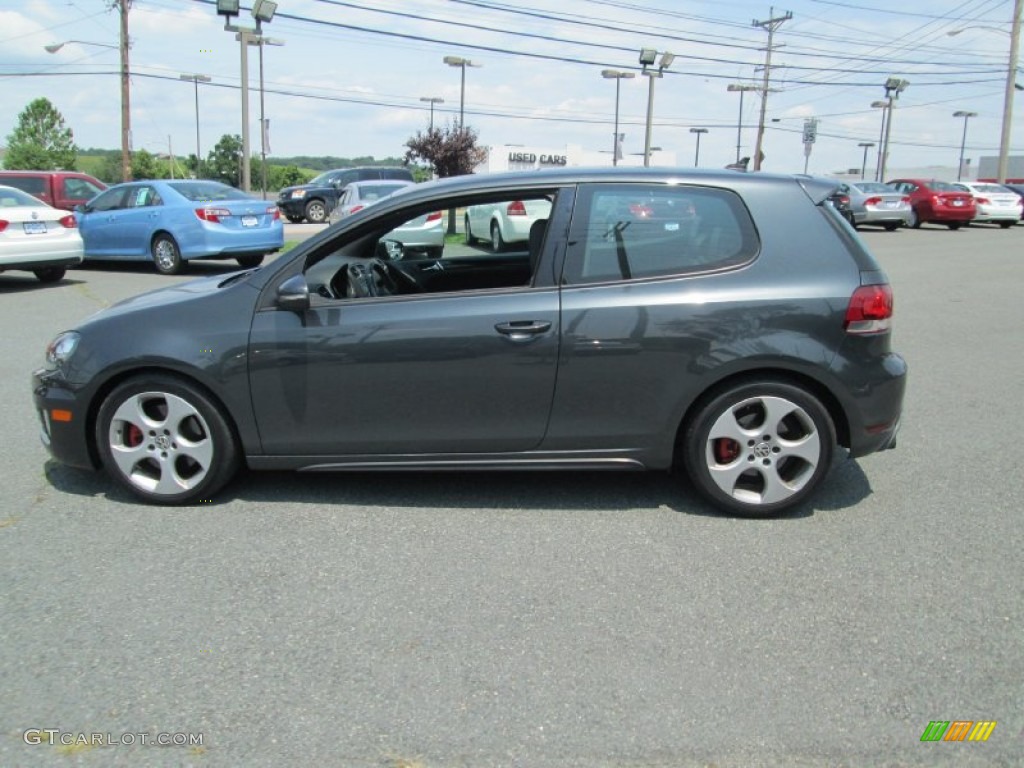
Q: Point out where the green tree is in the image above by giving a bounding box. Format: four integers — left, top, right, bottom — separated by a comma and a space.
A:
206, 134, 243, 187
4, 98, 78, 170
267, 164, 310, 189
131, 149, 160, 180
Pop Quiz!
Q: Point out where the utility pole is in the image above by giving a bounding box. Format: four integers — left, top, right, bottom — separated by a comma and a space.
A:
111, 0, 133, 181
752, 7, 791, 172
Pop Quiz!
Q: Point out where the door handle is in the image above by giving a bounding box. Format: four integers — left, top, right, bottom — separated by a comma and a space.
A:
494, 320, 552, 341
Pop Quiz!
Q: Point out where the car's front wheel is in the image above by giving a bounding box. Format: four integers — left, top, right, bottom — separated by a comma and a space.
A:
304, 199, 327, 224
682, 381, 836, 516
236, 254, 265, 269
96, 375, 240, 505
152, 233, 184, 275
33, 267, 66, 283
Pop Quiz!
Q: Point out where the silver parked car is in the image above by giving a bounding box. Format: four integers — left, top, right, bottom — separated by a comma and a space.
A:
328, 180, 444, 258
837, 182, 913, 230
951, 182, 1022, 227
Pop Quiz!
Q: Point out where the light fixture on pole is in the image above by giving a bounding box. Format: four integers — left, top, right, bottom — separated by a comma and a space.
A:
727, 83, 759, 164
639, 48, 674, 167
878, 77, 909, 183
690, 128, 708, 166
443, 56, 482, 129
602, 69, 635, 166
857, 142, 874, 180
420, 97, 444, 131
947, 6, 1021, 183
215, 0, 277, 193
952, 110, 978, 181
46, 34, 131, 181
180, 74, 211, 178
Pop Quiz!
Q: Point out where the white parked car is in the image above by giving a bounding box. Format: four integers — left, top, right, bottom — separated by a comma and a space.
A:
464, 198, 553, 251
951, 182, 1022, 227
0, 184, 83, 283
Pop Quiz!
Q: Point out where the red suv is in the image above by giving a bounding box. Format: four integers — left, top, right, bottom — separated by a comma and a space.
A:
0, 171, 106, 212
887, 178, 975, 229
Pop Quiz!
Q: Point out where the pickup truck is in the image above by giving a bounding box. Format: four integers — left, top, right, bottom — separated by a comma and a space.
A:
0, 170, 107, 211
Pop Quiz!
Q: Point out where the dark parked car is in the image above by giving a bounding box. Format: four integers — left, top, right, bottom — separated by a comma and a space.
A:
887, 178, 975, 229
277, 166, 414, 224
33, 168, 906, 516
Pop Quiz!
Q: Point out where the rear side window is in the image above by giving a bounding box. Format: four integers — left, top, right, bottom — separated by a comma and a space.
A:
1, 175, 45, 195
564, 183, 758, 284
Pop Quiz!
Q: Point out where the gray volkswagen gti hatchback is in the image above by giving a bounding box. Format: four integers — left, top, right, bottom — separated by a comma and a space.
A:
33, 168, 905, 516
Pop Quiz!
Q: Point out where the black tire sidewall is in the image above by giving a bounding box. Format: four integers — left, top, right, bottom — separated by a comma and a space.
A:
96, 375, 240, 505
683, 380, 836, 517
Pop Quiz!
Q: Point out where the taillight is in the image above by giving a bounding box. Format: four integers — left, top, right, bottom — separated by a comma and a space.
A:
901, 196, 911, 203
0, 220, 8, 233
845, 284, 893, 334
195, 207, 231, 223
506, 200, 527, 216
975, 197, 990, 205
59, 214, 77, 228
864, 196, 881, 206
425, 211, 443, 222
268, 206, 280, 220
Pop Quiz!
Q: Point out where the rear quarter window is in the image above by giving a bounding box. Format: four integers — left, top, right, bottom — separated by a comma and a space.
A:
564, 183, 759, 284
1, 175, 45, 195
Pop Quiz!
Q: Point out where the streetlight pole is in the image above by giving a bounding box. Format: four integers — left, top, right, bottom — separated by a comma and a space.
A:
953, 111, 978, 181
180, 74, 211, 177
640, 48, 674, 167
1000, 0, 1022, 183
878, 77, 909, 184
727, 83, 758, 164
857, 142, 874, 180
602, 70, 635, 166
871, 100, 889, 181
690, 128, 708, 166
245, 36, 284, 198
444, 56, 481, 129
420, 97, 444, 131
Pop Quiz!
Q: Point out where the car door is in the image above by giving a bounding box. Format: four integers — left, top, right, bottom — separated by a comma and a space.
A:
247, 188, 567, 457
76, 187, 130, 257
113, 185, 164, 256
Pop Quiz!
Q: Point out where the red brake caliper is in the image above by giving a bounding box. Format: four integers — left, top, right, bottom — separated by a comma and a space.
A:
125, 424, 143, 447
714, 438, 740, 464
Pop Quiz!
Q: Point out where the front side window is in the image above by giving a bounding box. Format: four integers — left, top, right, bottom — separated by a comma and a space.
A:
88, 187, 129, 212
563, 183, 758, 284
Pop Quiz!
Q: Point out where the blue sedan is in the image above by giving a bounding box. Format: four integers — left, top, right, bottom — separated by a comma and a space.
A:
76, 180, 283, 274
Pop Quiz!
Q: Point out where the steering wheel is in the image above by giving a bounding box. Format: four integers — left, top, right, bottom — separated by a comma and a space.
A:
372, 257, 426, 295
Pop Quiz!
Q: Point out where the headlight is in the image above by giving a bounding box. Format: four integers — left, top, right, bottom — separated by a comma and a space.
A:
290, 190, 307, 199
45, 331, 80, 369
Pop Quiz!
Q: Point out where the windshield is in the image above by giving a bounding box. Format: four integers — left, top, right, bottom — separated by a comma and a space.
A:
309, 172, 333, 186
853, 182, 896, 193
172, 182, 252, 202
929, 181, 962, 192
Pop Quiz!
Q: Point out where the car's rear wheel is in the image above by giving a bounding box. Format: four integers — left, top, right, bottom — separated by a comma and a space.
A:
909, 209, 921, 228
490, 221, 506, 252
96, 375, 239, 505
304, 199, 327, 224
947, 222, 962, 230
683, 381, 835, 517
33, 267, 66, 283
883, 222, 900, 231
465, 214, 479, 244
236, 254, 264, 269
999, 220, 1014, 229
152, 233, 184, 275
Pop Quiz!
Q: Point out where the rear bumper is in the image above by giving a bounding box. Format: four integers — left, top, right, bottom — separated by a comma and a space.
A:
0, 251, 83, 271
835, 350, 907, 458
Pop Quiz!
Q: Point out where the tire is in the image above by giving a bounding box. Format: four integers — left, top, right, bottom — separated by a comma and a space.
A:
33, 267, 66, 283
285, 215, 303, 224
883, 222, 900, 231
236, 254, 265, 269
682, 381, 836, 517
947, 222, 962, 230
465, 214, 479, 244
304, 199, 327, 224
152, 233, 184, 275
999, 220, 1014, 229
490, 221, 506, 252
425, 246, 444, 259
96, 375, 240, 505
909, 209, 921, 229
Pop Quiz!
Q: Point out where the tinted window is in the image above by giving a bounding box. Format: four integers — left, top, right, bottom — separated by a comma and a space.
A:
170, 182, 249, 202
380, 168, 414, 181
356, 183, 409, 201
929, 181, 960, 192
1, 175, 44, 194
62, 177, 104, 199
129, 186, 162, 208
88, 187, 129, 212
564, 183, 758, 284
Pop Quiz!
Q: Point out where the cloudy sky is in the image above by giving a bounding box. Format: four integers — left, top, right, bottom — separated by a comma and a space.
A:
0, 0, 1017, 176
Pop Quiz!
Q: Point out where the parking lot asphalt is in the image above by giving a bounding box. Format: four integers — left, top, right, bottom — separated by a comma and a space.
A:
2, 222, 1022, 767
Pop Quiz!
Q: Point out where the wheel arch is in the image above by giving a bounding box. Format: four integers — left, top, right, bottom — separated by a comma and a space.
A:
672, 367, 851, 464
84, 365, 245, 471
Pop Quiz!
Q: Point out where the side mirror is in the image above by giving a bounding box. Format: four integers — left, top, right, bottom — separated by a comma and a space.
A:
376, 238, 405, 261
276, 274, 310, 312
74, 203, 88, 214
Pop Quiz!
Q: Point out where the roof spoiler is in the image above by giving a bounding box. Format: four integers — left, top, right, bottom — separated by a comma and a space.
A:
794, 174, 841, 205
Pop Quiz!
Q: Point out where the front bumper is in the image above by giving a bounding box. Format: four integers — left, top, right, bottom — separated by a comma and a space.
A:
277, 198, 307, 218
32, 368, 98, 470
